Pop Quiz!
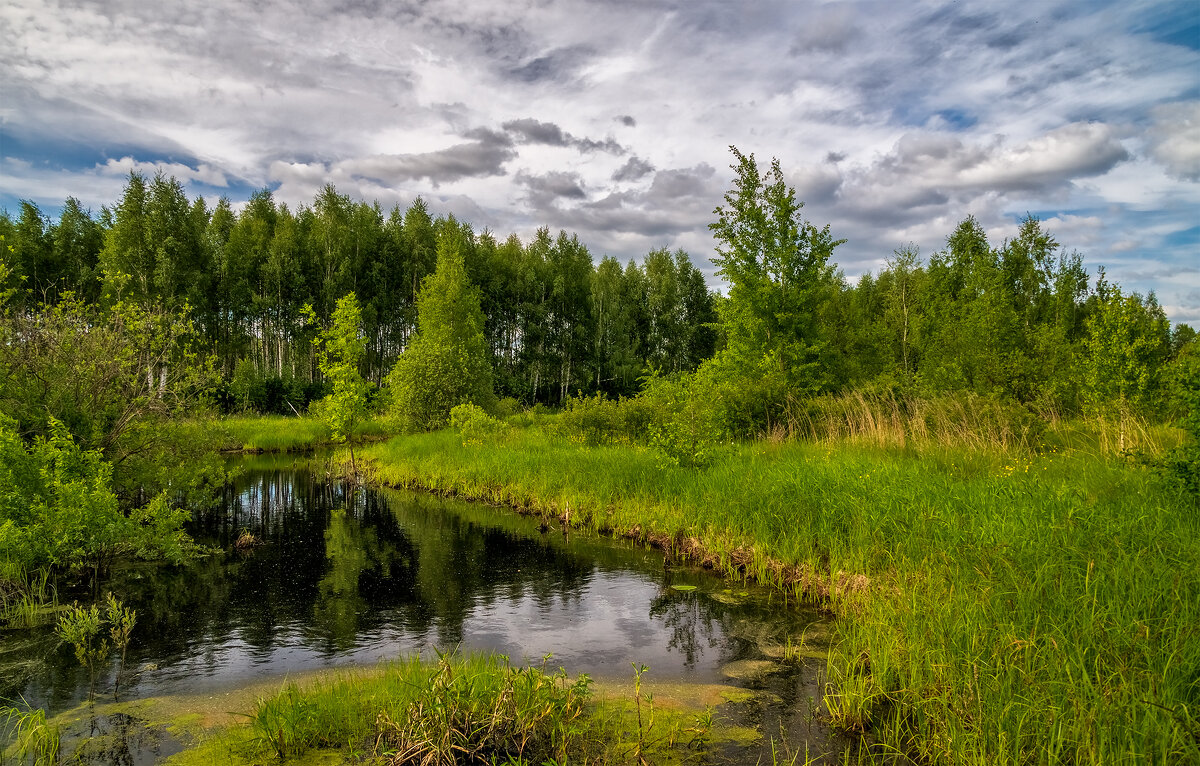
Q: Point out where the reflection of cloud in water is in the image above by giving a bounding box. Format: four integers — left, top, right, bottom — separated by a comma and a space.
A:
461, 573, 708, 676
134, 571, 720, 697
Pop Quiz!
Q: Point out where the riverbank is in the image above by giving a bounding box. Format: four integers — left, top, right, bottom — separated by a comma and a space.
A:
193, 415, 397, 453
8, 653, 802, 766
346, 424, 1199, 764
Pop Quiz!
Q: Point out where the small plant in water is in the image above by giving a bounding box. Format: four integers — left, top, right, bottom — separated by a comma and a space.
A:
56, 603, 107, 699
782, 631, 809, 663
105, 593, 137, 700
0, 565, 57, 629
234, 529, 260, 551
55, 594, 136, 702
631, 662, 654, 765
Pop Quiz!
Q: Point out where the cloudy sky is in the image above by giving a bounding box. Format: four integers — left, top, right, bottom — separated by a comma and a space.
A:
2, 0, 1198, 323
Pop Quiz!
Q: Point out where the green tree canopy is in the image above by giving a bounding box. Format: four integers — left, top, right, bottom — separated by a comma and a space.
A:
707, 146, 843, 394
305, 293, 369, 472
386, 226, 494, 430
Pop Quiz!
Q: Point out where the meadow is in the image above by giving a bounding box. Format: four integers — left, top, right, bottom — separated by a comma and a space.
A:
344, 414, 1199, 764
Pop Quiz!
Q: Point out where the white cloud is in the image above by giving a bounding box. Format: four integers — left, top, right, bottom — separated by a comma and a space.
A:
1147, 101, 1200, 181
97, 157, 228, 187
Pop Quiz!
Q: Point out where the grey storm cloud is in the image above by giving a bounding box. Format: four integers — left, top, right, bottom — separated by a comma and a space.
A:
612, 156, 655, 182
4, 0, 1199, 322
501, 118, 625, 154
337, 129, 516, 184
518, 164, 719, 239
831, 121, 1131, 226
517, 170, 588, 206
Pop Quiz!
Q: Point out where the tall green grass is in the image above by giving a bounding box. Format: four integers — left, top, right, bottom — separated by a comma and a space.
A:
0, 704, 60, 766
194, 415, 396, 453
251, 652, 592, 764
354, 422, 1200, 764
0, 562, 57, 628
246, 651, 732, 765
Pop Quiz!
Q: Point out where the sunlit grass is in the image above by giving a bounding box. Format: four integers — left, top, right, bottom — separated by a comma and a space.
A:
354, 420, 1199, 765
244, 651, 723, 765
190, 414, 397, 453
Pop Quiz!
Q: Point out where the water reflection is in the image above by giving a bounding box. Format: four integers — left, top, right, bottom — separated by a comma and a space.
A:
4, 457, 827, 718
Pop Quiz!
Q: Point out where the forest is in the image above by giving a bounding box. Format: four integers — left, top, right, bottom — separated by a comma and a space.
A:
1, 150, 1193, 424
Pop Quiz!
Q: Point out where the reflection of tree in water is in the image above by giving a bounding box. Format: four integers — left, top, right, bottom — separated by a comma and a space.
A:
649, 583, 820, 670
648, 591, 719, 668
20, 463, 816, 715
393, 495, 596, 643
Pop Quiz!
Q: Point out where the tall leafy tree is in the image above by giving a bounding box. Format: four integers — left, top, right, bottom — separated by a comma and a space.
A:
707, 146, 842, 394
99, 173, 153, 304
547, 230, 594, 401
1082, 272, 1172, 418
386, 226, 494, 430
305, 292, 369, 473
12, 201, 54, 303
52, 197, 104, 304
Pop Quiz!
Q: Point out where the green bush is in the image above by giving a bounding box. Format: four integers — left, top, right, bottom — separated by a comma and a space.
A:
556, 393, 659, 447
1163, 346, 1200, 498
0, 415, 196, 571
640, 372, 725, 468
556, 393, 626, 446
493, 396, 523, 419
449, 403, 508, 445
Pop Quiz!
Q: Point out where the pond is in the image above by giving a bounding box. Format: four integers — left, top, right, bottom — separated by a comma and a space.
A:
2, 454, 843, 762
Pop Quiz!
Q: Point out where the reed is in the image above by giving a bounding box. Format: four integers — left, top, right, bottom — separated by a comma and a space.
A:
0, 704, 60, 766
352, 419, 1199, 764
250, 651, 594, 764
0, 563, 57, 628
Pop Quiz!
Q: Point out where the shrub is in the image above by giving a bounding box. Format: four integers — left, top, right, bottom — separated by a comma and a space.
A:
493, 396, 523, 420
556, 393, 659, 447
1162, 347, 1200, 498
0, 415, 196, 571
640, 372, 725, 468
556, 393, 626, 446
448, 403, 508, 445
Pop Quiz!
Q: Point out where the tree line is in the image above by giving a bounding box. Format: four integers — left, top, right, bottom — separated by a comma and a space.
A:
1, 155, 1194, 427
0, 178, 716, 411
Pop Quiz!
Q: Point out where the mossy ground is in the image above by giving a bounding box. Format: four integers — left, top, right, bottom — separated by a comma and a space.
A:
24, 668, 787, 765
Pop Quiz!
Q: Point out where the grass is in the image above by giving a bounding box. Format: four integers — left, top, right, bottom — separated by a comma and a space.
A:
250, 651, 592, 763
0, 704, 60, 766
347, 418, 1199, 765
0, 562, 58, 628
191, 414, 397, 453
8, 660, 772, 766
241, 651, 737, 765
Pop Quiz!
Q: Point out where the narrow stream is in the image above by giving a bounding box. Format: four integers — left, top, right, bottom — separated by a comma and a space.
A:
2, 454, 844, 762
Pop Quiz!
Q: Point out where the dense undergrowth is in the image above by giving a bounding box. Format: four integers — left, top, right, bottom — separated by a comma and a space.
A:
343, 412, 1199, 765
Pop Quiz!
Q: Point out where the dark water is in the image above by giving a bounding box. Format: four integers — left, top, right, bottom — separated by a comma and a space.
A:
2, 454, 838, 759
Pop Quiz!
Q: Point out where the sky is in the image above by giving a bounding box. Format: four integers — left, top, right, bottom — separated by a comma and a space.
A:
2, 0, 1198, 324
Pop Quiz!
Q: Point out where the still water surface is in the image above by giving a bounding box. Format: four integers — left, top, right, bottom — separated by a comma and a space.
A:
3, 454, 836, 759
